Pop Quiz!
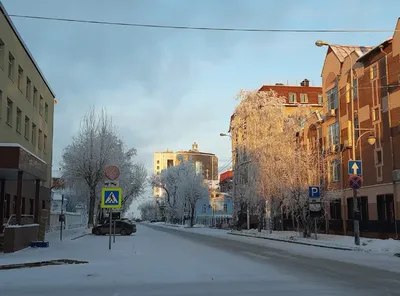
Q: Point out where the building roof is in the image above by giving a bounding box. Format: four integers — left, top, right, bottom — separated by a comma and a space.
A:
0, 2, 56, 98
329, 45, 373, 62
357, 37, 393, 63
176, 150, 216, 156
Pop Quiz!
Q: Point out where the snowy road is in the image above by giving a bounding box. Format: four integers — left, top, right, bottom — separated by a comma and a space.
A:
1, 224, 399, 296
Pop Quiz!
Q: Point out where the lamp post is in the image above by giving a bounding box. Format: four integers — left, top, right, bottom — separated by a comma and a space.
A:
316, 40, 377, 245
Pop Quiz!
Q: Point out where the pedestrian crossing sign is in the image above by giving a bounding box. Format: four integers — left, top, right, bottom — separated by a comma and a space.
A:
101, 187, 122, 209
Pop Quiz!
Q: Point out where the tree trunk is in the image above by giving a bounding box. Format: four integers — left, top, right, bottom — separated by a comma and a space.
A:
190, 205, 195, 227
87, 187, 96, 227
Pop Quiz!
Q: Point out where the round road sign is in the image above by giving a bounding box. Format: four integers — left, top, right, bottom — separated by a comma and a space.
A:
349, 175, 362, 190
104, 165, 120, 181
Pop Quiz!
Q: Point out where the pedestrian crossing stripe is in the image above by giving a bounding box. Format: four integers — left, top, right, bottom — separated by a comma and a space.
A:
101, 187, 122, 209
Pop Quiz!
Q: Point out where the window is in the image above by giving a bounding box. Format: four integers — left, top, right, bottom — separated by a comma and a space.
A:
330, 160, 340, 182
0, 38, 4, 69
375, 150, 382, 164
29, 199, 34, 215
31, 123, 36, 145
354, 116, 360, 139
24, 116, 30, 139
377, 194, 394, 222
318, 94, 323, 105
223, 204, 228, 213
326, 86, 338, 111
288, 93, 296, 103
373, 108, 380, 121
157, 160, 160, 164
42, 200, 46, 210
33, 88, 38, 108
8, 52, 14, 80
18, 66, 23, 90
44, 134, 47, 152
6, 98, 13, 125
39, 96, 44, 115
353, 79, 358, 100
16, 108, 22, 133
38, 129, 43, 150
156, 166, 159, 170
300, 93, 308, 103
370, 65, 377, 80
327, 121, 339, 147
329, 200, 342, 220
26, 77, 31, 101
167, 159, 174, 167
45, 103, 49, 121
22, 197, 26, 214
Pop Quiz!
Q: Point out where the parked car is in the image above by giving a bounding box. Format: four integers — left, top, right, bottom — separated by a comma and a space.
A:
92, 220, 136, 236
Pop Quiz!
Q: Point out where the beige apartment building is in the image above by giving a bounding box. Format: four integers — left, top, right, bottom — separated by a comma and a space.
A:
153, 150, 175, 198
0, 2, 56, 252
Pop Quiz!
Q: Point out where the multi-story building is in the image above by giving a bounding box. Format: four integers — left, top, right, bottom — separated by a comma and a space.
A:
229, 80, 323, 167
0, 2, 56, 252
175, 142, 219, 186
153, 143, 219, 198
301, 17, 400, 238
259, 79, 323, 115
153, 149, 175, 198
219, 170, 233, 193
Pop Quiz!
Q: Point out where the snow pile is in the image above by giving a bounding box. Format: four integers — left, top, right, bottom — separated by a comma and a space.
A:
231, 229, 400, 253
153, 222, 184, 228
45, 226, 91, 241
193, 224, 207, 228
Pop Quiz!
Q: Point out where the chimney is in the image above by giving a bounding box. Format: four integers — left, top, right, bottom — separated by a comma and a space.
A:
300, 79, 310, 87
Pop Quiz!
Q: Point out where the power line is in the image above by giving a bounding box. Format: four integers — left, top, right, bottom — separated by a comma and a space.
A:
7, 14, 398, 33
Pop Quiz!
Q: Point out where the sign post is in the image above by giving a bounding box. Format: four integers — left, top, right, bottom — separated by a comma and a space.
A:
348, 160, 363, 246
308, 186, 321, 239
102, 165, 122, 250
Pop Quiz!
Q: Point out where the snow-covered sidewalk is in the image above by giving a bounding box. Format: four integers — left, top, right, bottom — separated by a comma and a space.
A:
0, 227, 91, 266
230, 229, 400, 254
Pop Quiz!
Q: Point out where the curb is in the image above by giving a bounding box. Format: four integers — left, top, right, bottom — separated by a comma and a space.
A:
228, 232, 355, 251
0, 259, 88, 271
70, 233, 90, 240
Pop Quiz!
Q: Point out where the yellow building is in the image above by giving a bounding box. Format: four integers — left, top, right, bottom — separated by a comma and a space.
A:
0, 2, 56, 252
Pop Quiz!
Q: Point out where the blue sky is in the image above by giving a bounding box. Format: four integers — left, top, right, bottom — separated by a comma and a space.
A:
2, 0, 399, 182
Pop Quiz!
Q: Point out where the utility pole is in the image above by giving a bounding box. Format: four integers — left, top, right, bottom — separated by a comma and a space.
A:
350, 55, 361, 246
60, 194, 64, 241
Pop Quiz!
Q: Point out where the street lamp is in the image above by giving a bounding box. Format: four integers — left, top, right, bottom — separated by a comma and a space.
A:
316, 40, 361, 245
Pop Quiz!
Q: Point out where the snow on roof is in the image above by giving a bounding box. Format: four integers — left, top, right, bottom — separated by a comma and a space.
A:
329, 45, 373, 62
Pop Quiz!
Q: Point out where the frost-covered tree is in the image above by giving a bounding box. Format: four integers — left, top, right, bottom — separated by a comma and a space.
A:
177, 160, 209, 227
138, 199, 157, 221
151, 157, 209, 226
230, 89, 315, 231
61, 107, 147, 226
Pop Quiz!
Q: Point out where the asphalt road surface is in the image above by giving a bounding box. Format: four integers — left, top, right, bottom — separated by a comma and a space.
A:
1, 224, 399, 296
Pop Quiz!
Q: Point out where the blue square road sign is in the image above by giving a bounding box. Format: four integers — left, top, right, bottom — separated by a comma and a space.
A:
348, 160, 362, 176
308, 186, 321, 198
